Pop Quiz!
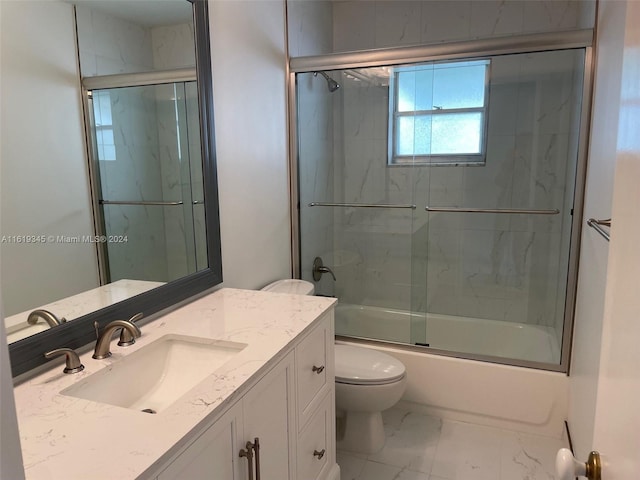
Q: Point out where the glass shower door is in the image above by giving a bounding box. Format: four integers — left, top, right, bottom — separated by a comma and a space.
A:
297, 68, 419, 344
419, 48, 586, 365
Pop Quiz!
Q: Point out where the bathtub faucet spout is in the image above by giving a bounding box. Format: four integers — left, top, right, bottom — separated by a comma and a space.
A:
312, 257, 336, 282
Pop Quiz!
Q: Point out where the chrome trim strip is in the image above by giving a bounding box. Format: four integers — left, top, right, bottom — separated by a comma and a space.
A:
82, 68, 196, 90
310, 202, 416, 209
562, 45, 596, 374
290, 29, 593, 72
99, 200, 184, 206
425, 206, 560, 215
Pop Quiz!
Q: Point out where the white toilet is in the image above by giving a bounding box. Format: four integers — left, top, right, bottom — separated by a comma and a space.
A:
260, 279, 407, 454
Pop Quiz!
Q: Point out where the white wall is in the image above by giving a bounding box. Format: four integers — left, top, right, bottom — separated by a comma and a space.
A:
568, 0, 625, 461
0, 1, 99, 316
210, 0, 291, 289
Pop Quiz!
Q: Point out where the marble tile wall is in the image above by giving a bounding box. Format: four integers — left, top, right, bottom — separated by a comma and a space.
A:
97, 84, 168, 282
331, 0, 595, 53
75, 5, 154, 77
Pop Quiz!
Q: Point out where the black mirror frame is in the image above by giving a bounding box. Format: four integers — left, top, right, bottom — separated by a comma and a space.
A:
8, 0, 222, 377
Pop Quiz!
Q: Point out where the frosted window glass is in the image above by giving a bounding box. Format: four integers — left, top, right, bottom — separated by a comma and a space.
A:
397, 71, 416, 112
433, 63, 486, 109
431, 113, 482, 154
397, 116, 415, 155
396, 116, 432, 156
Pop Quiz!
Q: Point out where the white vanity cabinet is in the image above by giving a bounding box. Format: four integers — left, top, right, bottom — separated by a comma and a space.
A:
153, 311, 337, 480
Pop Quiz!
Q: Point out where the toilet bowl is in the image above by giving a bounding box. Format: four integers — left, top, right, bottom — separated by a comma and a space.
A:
260, 279, 408, 454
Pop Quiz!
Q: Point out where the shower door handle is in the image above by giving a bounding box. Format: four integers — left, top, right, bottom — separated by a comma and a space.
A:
425, 206, 559, 215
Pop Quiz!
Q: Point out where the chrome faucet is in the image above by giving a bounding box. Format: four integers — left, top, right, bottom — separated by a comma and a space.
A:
93, 319, 142, 359
312, 257, 336, 281
27, 309, 66, 327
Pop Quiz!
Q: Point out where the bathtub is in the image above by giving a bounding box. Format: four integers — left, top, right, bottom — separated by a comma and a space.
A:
335, 303, 561, 364
334, 303, 568, 437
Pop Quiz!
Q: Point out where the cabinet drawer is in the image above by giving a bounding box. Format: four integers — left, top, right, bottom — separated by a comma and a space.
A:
297, 392, 332, 480
296, 317, 330, 428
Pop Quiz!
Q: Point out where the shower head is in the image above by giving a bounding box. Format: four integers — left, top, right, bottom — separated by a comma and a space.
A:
314, 71, 340, 92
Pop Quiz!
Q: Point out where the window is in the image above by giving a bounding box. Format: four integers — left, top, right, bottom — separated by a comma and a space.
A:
92, 91, 116, 161
389, 59, 490, 165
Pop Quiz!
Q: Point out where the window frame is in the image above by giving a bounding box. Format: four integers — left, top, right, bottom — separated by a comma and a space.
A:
388, 58, 491, 167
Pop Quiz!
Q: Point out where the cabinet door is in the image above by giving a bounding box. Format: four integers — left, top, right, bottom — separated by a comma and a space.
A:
296, 315, 331, 430
241, 352, 294, 480
157, 403, 243, 480
297, 391, 333, 480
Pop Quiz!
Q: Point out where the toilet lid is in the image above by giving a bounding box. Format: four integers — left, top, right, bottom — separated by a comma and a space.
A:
335, 344, 406, 385
261, 279, 314, 295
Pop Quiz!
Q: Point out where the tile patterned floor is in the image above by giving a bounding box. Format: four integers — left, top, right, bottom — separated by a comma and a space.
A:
337, 407, 567, 480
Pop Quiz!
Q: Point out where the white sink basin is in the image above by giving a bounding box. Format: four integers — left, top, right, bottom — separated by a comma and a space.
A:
62, 334, 247, 413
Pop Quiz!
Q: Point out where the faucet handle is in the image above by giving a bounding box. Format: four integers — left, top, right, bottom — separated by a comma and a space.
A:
44, 348, 85, 374
118, 312, 144, 347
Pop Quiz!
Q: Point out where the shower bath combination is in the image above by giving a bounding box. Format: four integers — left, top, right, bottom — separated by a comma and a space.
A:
295, 38, 592, 372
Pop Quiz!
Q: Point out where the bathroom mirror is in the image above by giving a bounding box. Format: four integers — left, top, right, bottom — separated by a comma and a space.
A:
2, 0, 222, 376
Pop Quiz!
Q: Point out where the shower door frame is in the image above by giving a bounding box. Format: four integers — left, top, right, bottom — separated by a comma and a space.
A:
288, 29, 596, 373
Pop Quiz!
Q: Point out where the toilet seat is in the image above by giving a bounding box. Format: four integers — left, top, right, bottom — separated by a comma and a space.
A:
335, 344, 406, 386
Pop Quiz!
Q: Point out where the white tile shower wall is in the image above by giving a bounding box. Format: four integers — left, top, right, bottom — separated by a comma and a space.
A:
332, 1, 595, 53
75, 5, 154, 77
287, 0, 333, 57
99, 84, 169, 281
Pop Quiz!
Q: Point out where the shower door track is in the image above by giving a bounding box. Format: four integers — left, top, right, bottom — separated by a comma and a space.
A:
288, 28, 596, 373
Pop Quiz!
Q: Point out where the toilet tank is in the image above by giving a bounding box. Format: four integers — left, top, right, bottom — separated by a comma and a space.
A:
260, 279, 315, 295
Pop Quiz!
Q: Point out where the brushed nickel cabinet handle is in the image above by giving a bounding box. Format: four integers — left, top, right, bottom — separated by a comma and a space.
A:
239, 441, 255, 480
312, 365, 325, 374
313, 449, 326, 459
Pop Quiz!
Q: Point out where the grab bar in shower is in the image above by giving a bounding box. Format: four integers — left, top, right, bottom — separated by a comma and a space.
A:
587, 218, 611, 242
424, 206, 560, 215
309, 202, 417, 209
100, 200, 184, 206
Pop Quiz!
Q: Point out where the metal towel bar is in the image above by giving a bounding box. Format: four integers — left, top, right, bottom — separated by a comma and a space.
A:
100, 200, 184, 206
587, 218, 611, 242
425, 206, 560, 215
309, 202, 416, 209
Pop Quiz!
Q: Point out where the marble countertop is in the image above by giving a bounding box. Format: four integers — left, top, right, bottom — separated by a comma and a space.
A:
13, 288, 336, 480
5, 279, 164, 344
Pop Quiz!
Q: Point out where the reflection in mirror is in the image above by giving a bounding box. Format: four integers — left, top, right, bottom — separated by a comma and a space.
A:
1, 0, 221, 370
88, 81, 207, 283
